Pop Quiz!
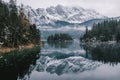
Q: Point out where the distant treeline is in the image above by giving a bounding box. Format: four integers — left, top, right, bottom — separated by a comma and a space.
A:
47, 33, 73, 41
0, 0, 40, 47
80, 20, 120, 42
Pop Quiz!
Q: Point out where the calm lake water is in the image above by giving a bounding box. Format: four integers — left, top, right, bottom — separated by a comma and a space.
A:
24, 40, 120, 80
1, 40, 120, 80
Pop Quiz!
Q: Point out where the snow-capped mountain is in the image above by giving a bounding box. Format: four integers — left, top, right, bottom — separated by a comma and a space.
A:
22, 5, 107, 26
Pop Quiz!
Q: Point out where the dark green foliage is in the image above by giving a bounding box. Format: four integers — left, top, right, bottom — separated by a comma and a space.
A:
0, 46, 40, 80
47, 41, 73, 48
0, 0, 40, 47
29, 24, 41, 44
47, 33, 73, 42
82, 43, 120, 64
80, 20, 120, 42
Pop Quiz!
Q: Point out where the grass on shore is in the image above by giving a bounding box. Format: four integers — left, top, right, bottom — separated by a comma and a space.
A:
0, 43, 41, 54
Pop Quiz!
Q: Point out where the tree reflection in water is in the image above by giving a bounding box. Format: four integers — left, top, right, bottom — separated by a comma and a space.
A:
0, 46, 40, 80
81, 43, 120, 65
47, 41, 73, 48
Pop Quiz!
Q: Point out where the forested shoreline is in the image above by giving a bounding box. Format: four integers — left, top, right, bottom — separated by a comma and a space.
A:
0, 0, 40, 48
80, 20, 120, 42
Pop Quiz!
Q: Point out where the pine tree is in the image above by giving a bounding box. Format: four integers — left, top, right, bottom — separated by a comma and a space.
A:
0, 0, 41, 47
80, 20, 120, 42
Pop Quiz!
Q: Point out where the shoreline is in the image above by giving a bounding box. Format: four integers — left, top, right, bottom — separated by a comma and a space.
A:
80, 41, 120, 47
0, 43, 42, 54
80, 40, 117, 44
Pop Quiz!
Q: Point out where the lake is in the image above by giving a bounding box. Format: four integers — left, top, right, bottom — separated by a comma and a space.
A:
22, 40, 120, 80
0, 40, 120, 80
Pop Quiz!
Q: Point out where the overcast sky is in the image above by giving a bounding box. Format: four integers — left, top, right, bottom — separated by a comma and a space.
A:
4, 0, 120, 17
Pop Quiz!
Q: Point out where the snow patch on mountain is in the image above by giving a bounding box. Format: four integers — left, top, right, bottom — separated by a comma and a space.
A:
22, 5, 107, 26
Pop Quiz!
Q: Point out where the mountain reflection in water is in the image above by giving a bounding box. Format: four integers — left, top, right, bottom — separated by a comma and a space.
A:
31, 41, 101, 76
1, 41, 120, 80
28, 41, 120, 80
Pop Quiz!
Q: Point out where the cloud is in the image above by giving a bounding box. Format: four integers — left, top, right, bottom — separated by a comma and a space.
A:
3, 0, 120, 17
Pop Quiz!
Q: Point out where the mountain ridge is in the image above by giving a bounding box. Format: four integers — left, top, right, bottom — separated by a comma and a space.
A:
21, 5, 107, 26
